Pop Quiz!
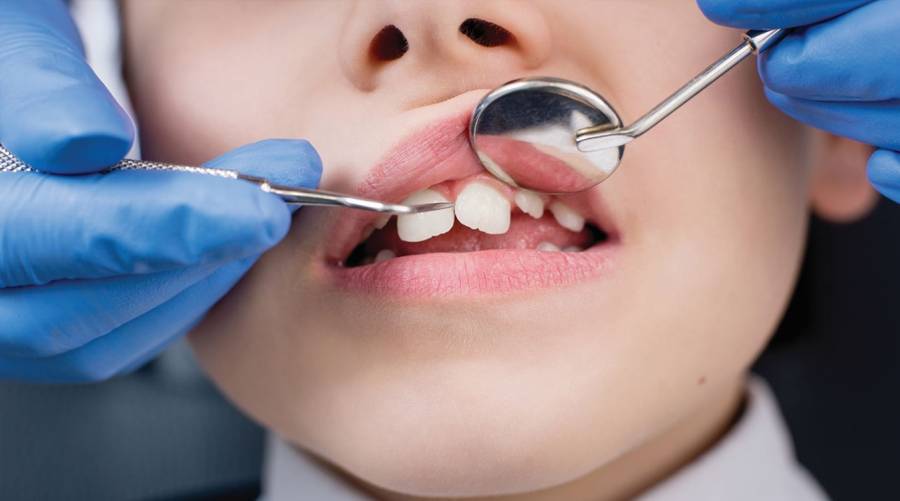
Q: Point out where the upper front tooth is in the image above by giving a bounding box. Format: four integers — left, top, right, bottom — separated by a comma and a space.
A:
397, 189, 454, 242
373, 214, 391, 230
514, 189, 545, 219
455, 182, 511, 235
548, 201, 585, 232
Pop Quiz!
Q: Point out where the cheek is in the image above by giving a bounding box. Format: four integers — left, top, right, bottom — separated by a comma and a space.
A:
126, 8, 347, 166
601, 53, 812, 385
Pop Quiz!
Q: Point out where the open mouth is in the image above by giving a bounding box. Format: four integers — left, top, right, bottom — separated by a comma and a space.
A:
320, 106, 619, 298
343, 174, 609, 267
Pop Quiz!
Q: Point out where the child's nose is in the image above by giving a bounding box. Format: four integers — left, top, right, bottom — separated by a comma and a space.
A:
339, 0, 551, 95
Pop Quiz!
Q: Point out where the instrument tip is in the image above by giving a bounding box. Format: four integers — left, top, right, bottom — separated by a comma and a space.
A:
409, 202, 454, 213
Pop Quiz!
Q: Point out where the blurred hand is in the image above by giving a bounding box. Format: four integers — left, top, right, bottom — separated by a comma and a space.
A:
697, 0, 900, 202
0, 140, 322, 383
0, 0, 322, 382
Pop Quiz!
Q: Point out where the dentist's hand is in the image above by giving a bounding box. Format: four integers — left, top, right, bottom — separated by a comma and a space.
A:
0, 140, 321, 383
697, 0, 900, 202
0, 0, 322, 382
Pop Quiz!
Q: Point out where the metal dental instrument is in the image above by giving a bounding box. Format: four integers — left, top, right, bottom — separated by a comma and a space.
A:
0, 144, 452, 215
469, 29, 786, 194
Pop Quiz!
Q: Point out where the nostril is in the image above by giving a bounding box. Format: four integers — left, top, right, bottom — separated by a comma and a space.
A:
370, 25, 409, 62
459, 18, 514, 48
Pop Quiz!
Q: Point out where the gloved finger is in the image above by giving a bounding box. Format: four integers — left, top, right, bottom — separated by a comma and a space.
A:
764, 89, 900, 151
0, 139, 320, 288
0, 0, 134, 173
696, 0, 873, 29
759, 1, 900, 102
0, 257, 255, 382
867, 149, 900, 203
205, 138, 322, 193
0, 262, 221, 358
207, 138, 322, 215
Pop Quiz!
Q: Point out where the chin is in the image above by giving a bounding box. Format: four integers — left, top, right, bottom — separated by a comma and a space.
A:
287, 361, 621, 498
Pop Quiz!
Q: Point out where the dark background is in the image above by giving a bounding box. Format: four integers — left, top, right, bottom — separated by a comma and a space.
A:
1, 199, 898, 500
755, 197, 900, 500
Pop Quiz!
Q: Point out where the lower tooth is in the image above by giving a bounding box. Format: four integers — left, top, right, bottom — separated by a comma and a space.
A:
537, 242, 560, 252
563, 246, 583, 252
375, 249, 396, 263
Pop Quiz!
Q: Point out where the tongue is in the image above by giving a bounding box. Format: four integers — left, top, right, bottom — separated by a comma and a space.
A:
365, 214, 594, 255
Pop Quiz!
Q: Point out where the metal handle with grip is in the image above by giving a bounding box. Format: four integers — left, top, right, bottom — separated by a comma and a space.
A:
0, 144, 451, 215
575, 29, 786, 151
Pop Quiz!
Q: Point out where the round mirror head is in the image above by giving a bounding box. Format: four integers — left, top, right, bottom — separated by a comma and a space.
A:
469, 77, 624, 193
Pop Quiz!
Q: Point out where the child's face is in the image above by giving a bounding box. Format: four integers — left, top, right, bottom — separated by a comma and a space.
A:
123, 1, 866, 497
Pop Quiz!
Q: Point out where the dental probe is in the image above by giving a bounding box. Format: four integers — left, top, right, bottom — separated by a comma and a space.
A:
468, 29, 786, 194
0, 144, 452, 215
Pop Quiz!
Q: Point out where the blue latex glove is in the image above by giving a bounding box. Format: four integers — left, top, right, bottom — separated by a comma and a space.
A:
697, 0, 900, 202
0, 0, 322, 382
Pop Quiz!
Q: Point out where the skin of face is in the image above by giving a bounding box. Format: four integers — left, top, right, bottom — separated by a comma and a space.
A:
121, 1, 875, 499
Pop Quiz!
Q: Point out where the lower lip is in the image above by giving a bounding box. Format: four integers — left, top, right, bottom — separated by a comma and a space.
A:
322, 243, 618, 299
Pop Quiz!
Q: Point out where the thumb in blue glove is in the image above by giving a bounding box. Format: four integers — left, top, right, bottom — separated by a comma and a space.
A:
0, 0, 134, 173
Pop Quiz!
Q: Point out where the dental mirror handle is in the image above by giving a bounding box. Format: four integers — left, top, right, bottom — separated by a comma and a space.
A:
575, 29, 786, 152
0, 144, 450, 215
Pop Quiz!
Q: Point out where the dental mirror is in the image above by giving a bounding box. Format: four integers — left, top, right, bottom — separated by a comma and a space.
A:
469, 29, 785, 194
469, 77, 624, 193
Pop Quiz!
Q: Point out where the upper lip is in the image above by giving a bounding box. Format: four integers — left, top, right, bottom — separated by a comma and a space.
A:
323, 108, 485, 262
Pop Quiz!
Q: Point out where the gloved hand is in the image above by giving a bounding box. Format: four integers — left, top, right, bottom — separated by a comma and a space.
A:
0, 0, 322, 382
697, 0, 900, 202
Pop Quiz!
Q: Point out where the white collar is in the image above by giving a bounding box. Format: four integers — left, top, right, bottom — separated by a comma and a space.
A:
636, 377, 827, 501
262, 377, 826, 501
262, 435, 371, 501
